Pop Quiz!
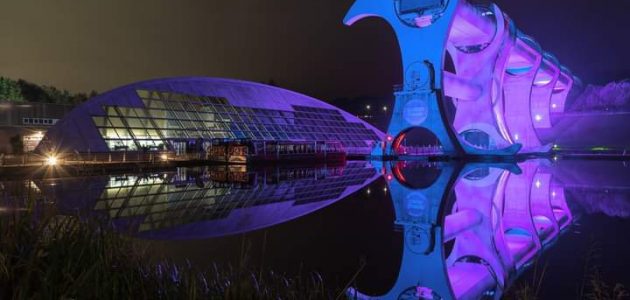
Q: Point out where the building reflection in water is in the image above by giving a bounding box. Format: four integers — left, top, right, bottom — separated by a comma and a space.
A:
350, 160, 573, 300
38, 161, 380, 239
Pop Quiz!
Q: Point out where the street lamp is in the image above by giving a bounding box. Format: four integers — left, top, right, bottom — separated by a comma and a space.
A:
382, 106, 388, 112
366, 104, 371, 110
46, 155, 58, 166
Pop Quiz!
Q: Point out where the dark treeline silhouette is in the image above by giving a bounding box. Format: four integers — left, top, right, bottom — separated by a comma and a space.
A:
0, 76, 97, 105
569, 80, 630, 113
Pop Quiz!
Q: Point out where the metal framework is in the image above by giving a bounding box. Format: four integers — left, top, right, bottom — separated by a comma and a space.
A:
344, 0, 582, 156
36, 77, 384, 156
353, 160, 573, 299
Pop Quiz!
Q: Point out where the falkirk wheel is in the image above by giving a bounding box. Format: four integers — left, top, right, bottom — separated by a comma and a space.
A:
351, 160, 573, 299
344, 0, 582, 157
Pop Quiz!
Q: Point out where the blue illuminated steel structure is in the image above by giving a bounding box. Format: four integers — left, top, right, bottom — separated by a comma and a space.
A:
350, 160, 573, 299
344, 0, 581, 157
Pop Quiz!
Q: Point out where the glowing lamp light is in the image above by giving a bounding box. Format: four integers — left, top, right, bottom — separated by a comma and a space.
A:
386, 135, 393, 142
414, 15, 433, 27
383, 187, 388, 193
552, 103, 557, 109
535, 114, 542, 122
535, 180, 541, 189
552, 191, 557, 197
382, 106, 388, 112
366, 188, 371, 195
46, 155, 58, 166
366, 105, 371, 110
514, 134, 520, 141
160, 154, 168, 160
386, 174, 393, 181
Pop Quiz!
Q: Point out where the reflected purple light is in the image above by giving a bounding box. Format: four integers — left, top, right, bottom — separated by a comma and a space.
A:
353, 160, 573, 299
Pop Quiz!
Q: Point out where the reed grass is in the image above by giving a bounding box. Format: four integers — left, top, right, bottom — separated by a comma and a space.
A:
0, 210, 335, 299
7, 205, 626, 300
505, 236, 628, 300
580, 237, 629, 300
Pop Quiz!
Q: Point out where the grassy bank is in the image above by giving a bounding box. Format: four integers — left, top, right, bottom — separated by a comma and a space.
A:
0, 210, 336, 299
504, 238, 629, 300
2, 206, 628, 299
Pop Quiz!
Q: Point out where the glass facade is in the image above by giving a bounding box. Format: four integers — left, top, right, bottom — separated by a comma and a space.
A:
93, 89, 380, 153
91, 162, 376, 233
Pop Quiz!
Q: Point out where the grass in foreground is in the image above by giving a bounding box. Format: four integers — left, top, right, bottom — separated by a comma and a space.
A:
0, 211, 336, 299
3, 206, 627, 300
505, 237, 629, 300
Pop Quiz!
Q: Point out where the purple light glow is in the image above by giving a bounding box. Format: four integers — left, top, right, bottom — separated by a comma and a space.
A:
346, 0, 579, 156
352, 161, 574, 299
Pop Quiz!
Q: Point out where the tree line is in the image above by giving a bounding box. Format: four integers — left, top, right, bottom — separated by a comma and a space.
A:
0, 76, 97, 105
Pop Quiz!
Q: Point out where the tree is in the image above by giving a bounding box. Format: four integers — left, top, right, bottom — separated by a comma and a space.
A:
6, 76, 97, 105
0, 77, 24, 102
17, 79, 47, 102
71, 92, 88, 105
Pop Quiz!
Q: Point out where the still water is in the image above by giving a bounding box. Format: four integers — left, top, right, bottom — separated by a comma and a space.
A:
1, 159, 630, 299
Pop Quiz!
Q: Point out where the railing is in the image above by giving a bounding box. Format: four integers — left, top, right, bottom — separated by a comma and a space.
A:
398, 145, 444, 155
0, 153, 46, 166
344, 147, 373, 155
0, 151, 198, 167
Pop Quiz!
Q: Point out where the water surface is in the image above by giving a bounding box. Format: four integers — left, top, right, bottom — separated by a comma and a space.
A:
2, 159, 629, 299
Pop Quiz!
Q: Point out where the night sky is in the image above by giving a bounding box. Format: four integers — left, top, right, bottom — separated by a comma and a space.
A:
0, 0, 628, 101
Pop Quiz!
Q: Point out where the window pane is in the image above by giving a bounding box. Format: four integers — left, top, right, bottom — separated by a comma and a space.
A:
115, 128, 132, 138
93, 116, 108, 127
108, 117, 124, 127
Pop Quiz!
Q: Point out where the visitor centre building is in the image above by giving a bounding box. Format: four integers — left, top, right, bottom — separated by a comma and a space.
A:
37, 77, 384, 157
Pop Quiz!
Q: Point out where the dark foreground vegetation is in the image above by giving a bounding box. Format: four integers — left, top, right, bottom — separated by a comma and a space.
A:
0, 209, 337, 299
505, 238, 629, 300
1, 205, 628, 299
